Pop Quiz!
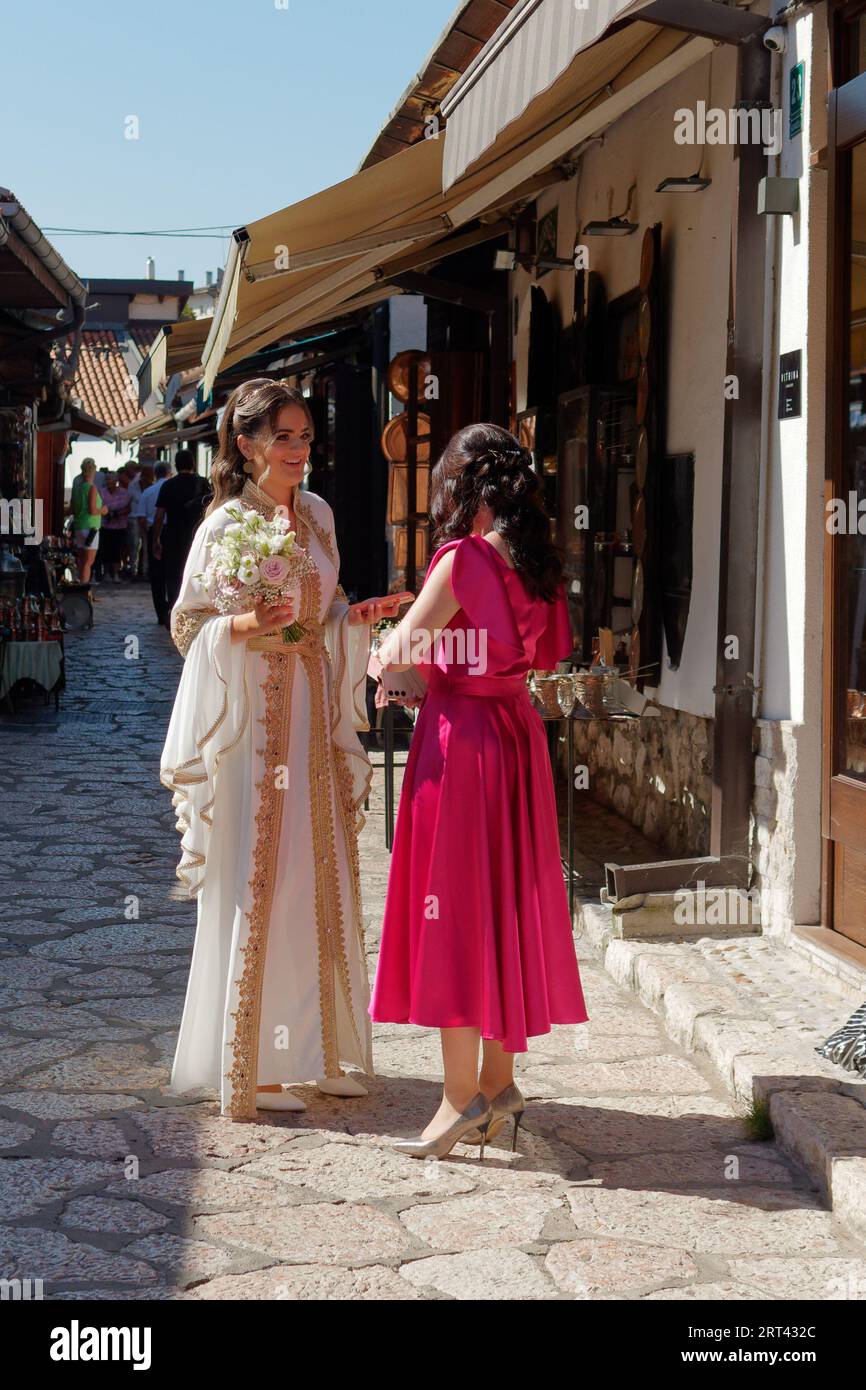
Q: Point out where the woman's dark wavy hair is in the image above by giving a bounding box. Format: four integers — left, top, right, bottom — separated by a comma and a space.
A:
428, 422, 563, 602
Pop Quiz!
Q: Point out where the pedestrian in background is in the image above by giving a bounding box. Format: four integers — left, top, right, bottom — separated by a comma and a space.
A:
152, 450, 207, 611
101, 472, 131, 583
125, 461, 146, 579
131, 463, 155, 579
68, 458, 107, 584
141, 461, 171, 624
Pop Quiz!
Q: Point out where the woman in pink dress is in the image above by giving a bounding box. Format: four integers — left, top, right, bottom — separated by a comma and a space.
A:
369, 423, 589, 1159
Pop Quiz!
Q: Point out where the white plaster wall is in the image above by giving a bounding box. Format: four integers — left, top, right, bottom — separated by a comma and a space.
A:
753, 6, 827, 927
513, 47, 739, 720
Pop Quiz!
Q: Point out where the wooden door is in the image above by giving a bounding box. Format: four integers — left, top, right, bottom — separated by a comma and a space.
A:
824, 4, 866, 945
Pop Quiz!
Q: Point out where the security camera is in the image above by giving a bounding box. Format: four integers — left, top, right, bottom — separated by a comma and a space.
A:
763, 25, 787, 54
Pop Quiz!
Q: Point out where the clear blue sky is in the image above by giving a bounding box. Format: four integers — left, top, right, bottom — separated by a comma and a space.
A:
0, 0, 457, 286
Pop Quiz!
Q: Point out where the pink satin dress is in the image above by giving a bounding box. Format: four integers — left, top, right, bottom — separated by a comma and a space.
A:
369, 533, 589, 1051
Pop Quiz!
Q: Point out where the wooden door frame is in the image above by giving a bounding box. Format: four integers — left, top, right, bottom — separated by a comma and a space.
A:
821, 0, 866, 926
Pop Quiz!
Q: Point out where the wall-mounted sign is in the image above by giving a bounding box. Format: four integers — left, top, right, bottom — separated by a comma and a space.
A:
789, 62, 805, 139
536, 207, 558, 277
779, 349, 802, 419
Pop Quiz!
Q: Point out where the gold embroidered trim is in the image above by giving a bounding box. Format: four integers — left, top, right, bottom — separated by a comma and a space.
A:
171, 606, 219, 658
239, 479, 280, 520
298, 500, 338, 568
332, 744, 367, 958
301, 644, 368, 1075
225, 652, 295, 1120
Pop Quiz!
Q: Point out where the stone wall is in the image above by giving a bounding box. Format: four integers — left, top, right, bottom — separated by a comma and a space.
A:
557, 706, 713, 858
554, 708, 819, 932
750, 719, 821, 936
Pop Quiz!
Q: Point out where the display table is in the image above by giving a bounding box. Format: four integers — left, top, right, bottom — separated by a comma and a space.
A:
0, 640, 65, 710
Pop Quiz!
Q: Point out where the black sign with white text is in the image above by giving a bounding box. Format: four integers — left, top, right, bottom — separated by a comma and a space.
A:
778, 349, 802, 419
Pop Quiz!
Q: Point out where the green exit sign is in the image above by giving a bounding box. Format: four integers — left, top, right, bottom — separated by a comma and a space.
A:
790, 62, 805, 138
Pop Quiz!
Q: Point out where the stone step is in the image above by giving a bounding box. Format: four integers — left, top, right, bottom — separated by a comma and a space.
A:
578, 899, 866, 1239
599, 886, 762, 938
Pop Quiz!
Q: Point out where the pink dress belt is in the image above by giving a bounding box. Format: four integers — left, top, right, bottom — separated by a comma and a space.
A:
427, 670, 528, 699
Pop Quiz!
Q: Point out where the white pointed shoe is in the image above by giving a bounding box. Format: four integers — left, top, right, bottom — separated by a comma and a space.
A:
315, 1075, 368, 1097
255, 1087, 307, 1111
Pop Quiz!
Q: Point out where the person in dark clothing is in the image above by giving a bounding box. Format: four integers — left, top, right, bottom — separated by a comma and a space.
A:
141, 461, 171, 624
152, 450, 208, 613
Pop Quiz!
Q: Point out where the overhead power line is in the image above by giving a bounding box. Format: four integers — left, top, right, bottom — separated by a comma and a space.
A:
42, 225, 237, 239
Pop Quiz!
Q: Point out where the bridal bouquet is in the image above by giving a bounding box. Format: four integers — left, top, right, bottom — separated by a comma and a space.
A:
194, 504, 317, 643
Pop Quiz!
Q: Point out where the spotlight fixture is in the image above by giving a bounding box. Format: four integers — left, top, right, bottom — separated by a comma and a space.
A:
583, 215, 638, 237
493, 248, 517, 271
656, 173, 712, 193
584, 183, 638, 237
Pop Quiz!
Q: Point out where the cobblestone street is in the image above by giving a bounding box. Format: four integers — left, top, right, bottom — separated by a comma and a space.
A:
2, 582, 866, 1301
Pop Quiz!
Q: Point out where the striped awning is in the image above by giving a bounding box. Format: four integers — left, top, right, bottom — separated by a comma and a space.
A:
199, 2, 712, 389
440, 0, 655, 188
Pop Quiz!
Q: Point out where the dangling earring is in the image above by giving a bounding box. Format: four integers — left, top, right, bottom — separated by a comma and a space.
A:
242, 456, 254, 476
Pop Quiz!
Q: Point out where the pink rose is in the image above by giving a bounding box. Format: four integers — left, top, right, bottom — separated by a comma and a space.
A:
259, 555, 291, 586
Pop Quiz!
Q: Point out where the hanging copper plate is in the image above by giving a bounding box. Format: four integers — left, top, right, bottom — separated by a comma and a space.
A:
636, 360, 650, 424
387, 462, 430, 525
639, 227, 655, 292
381, 411, 431, 464
629, 625, 641, 682
393, 522, 429, 569
387, 351, 431, 403
631, 558, 645, 625
636, 425, 649, 489
632, 492, 647, 556
638, 295, 652, 360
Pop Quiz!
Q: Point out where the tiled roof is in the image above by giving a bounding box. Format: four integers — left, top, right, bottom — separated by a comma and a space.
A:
128, 324, 162, 361
73, 330, 145, 430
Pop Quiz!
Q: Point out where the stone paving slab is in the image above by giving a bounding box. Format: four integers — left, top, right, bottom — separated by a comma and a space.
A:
1, 583, 865, 1300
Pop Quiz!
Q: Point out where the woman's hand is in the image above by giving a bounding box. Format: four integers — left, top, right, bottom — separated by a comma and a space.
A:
348, 591, 414, 625
374, 682, 423, 711
230, 595, 297, 642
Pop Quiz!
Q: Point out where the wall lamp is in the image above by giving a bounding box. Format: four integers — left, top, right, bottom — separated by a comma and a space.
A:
656, 173, 712, 193
584, 184, 638, 236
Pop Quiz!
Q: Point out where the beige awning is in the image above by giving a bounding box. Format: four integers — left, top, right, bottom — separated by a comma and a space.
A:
165, 318, 211, 374
115, 409, 174, 442
201, 14, 709, 389
202, 135, 451, 392
138, 318, 210, 405
440, 0, 655, 188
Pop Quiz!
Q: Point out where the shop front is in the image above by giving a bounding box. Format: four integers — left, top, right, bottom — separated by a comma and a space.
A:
823, 2, 866, 949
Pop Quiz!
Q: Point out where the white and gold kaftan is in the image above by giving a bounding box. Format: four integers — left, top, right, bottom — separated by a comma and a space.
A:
160, 480, 374, 1120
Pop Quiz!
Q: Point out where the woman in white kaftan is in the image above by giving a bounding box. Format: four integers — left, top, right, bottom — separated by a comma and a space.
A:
159, 380, 402, 1121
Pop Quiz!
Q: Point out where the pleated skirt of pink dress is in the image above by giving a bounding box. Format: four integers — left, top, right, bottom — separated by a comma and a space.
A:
369, 535, 589, 1050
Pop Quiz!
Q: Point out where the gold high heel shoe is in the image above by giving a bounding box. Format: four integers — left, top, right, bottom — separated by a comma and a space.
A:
460, 1082, 525, 1150
391, 1092, 493, 1161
